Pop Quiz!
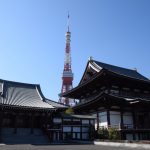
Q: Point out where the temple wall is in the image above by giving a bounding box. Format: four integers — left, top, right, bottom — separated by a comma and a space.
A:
110, 111, 121, 128
123, 112, 133, 126
99, 111, 107, 128
92, 110, 134, 129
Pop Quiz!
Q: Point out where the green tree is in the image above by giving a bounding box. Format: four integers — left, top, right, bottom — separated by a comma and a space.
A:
65, 107, 74, 114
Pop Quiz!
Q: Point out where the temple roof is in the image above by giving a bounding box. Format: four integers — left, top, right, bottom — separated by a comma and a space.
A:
0, 79, 66, 110
62, 114, 96, 119
80, 60, 149, 84
62, 59, 150, 98
45, 99, 67, 108
93, 60, 149, 81
73, 92, 150, 110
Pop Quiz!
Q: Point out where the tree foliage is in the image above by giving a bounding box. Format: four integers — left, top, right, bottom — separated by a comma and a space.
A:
65, 107, 74, 114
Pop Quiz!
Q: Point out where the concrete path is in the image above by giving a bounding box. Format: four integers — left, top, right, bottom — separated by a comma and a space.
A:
94, 141, 150, 149
0, 144, 149, 150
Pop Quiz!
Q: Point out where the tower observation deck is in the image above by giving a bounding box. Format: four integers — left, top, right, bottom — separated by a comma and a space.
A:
59, 14, 75, 106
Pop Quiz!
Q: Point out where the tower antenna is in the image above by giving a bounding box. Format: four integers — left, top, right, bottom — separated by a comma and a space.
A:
67, 11, 70, 32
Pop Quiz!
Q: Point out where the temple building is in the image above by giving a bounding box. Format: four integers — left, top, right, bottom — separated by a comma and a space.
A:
0, 79, 67, 143
62, 58, 150, 140
0, 79, 95, 143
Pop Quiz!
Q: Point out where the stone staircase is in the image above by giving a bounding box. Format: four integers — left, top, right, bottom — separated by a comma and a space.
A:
1, 128, 50, 144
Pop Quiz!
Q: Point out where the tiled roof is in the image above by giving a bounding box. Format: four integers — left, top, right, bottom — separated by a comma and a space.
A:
0, 79, 65, 110
62, 114, 96, 119
93, 60, 149, 81
45, 99, 67, 108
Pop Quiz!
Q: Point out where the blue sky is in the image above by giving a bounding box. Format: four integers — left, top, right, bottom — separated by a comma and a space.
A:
0, 0, 150, 101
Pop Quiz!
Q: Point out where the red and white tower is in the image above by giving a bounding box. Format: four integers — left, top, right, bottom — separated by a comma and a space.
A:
59, 14, 74, 106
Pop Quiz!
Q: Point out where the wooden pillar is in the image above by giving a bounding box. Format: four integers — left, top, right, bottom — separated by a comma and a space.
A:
133, 132, 136, 140
96, 111, 99, 130
61, 117, 63, 141
132, 109, 137, 129
80, 119, 82, 140
14, 113, 18, 134
119, 110, 124, 140
132, 109, 137, 140
120, 111, 124, 129
45, 112, 49, 127
71, 118, 73, 140
107, 110, 110, 127
0, 110, 3, 129
138, 133, 141, 140
0, 109, 3, 142
30, 113, 34, 134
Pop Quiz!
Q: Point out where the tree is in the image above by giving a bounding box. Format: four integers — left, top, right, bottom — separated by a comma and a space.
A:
65, 107, 74, 114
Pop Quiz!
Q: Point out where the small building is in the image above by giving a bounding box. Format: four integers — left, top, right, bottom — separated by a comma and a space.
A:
47, 114, 95, 142
62, 59, 150, 140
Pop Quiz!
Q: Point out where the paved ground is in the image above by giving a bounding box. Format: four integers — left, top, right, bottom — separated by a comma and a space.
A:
0, 144, 148, 150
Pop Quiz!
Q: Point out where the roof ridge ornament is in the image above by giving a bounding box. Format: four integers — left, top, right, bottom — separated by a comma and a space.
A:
133, 68, 137, 72
88, 56, 93, 61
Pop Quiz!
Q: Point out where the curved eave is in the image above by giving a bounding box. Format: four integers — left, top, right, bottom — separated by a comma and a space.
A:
73, 92, 129, 110
0, 103, 57, 112
107, 69, 150, 86
79, 60, 101, 85
62, 69, 106, 98
79, 61, 90, 85
0, 78, 39, 87
73, 92, 150, 111
45, 99, 68, 109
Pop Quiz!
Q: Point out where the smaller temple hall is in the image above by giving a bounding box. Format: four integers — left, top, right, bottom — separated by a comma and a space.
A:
0, 79, 95, 143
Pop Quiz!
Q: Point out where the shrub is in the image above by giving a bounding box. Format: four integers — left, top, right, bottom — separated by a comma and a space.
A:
108, 128, 120, 140
97, 127, 120, 140
98, 127, 109, 139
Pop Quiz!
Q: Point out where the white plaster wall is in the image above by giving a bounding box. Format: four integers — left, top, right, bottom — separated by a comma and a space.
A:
99, 122, 108, 128
123, 112, 133, 125
82, 120, 89, 124
82, 127, 89, 132
73, 127, 80, 132
91, 113, 97, 129
63, 127, 71, 132
99, 111, 107, 128
110, 111, 121, 127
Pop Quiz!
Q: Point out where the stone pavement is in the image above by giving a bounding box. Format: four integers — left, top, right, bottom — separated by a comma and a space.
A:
0, 144, 149, 150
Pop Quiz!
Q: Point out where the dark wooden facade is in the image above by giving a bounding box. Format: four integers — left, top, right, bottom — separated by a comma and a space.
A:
62, 59, 150, 140
0, 79, 66, 143
45, 114, 95, 142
